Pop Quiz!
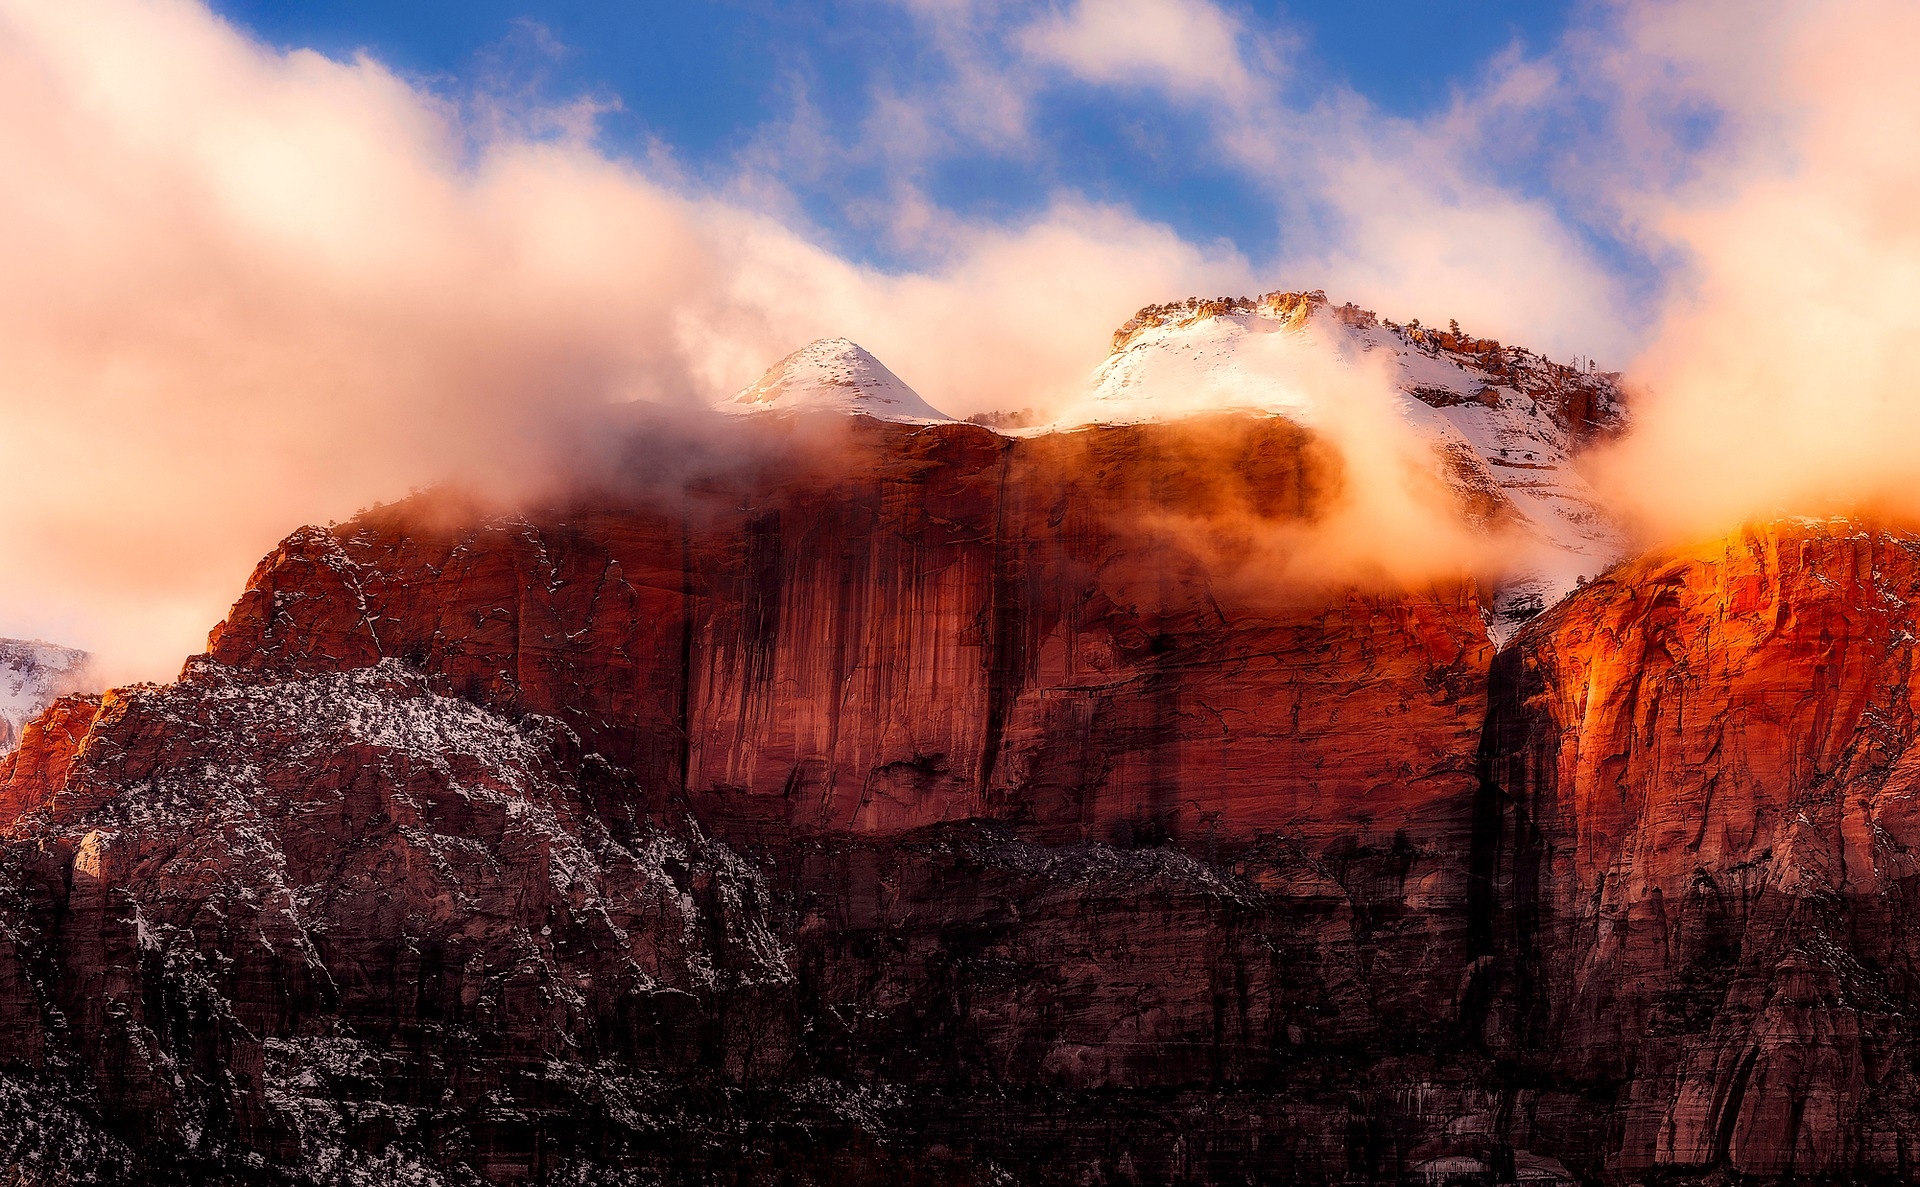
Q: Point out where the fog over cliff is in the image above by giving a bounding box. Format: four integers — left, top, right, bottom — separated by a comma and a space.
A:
1, 0, 1918, 681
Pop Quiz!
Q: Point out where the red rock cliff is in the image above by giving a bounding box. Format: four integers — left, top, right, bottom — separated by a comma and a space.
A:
0, 413, 1511, 1184
204, 415, 1491, 870
1480, 519, 1920, 1179
7, 415, 1920, 1185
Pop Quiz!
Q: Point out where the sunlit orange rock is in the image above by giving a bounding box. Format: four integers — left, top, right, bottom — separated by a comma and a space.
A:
1480, 518, 1920, 1179
0, 692, 100, 823
204, 416, 1491, 859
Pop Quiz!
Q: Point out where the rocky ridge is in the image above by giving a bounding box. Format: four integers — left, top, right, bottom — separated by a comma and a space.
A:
1104, 290, 1625, 447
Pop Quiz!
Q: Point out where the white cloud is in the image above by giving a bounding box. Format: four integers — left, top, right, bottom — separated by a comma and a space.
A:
1017, 0, 1261, 105
8, 0, 1913, 683
0, 0, 1253, 681
1588, 0, 1920, 539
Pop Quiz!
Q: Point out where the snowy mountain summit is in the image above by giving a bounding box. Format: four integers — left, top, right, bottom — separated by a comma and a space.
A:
1067, 289, 1631, 639
727, 298, 1626, 637
0, 638, 96, 752
723, 338, 953, 423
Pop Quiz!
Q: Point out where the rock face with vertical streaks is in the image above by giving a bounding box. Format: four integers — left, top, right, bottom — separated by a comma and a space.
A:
1477, 519, 1920, 1181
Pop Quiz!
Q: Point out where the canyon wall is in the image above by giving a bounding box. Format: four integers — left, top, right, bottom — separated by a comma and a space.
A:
1477, 520, 1920, 1179
1, 416, 1916, 1184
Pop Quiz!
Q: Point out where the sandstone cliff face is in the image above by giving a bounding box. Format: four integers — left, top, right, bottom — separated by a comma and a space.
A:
205, 418, 1490, 959
6, 416, 1920, 1185
1480, 519, 1920, 1180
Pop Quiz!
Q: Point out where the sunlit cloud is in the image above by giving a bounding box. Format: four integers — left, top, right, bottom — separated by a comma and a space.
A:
0, 0, 1249, 682
880, 0, 1635, 362
6, 0, 1920, 687
1017, 0, 1266, 106
1591, 0, 1920, 539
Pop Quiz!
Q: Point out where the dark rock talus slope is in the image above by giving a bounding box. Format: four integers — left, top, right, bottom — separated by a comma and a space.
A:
0, 416, 1914, 1184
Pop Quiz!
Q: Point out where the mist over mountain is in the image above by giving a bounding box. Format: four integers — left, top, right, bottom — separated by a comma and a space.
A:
5, 291, 1918, 1183
0, 640, 95, 753
8, 0, 1920, 1184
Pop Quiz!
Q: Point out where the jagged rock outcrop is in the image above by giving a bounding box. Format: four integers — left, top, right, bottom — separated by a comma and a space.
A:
5, 414, 1920, 1184
0, 660, 799, 1184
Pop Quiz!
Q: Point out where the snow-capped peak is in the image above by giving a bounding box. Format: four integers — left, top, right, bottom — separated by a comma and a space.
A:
1054, 289, 1631, 641
723, 338, 953, 423
0, 637, 97, 752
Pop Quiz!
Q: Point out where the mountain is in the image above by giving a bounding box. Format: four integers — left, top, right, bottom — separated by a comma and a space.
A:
2, 404, 1916, 1183
1068, 291, 1629, 638
0, 639, 95, 752
730, 294, 1627, 640
0, 416, 1505, 1184
0, 304, 1911, 1185
721, 337, 954, 422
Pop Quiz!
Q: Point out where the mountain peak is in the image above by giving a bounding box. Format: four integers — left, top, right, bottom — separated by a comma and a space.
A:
1095, 289, 1623, 444
723, 338, 953, 423
1068, 288, 1631, 639
0, 637, 96, 752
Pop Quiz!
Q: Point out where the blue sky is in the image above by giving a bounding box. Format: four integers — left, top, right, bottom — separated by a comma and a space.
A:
210, 1, 1588, 273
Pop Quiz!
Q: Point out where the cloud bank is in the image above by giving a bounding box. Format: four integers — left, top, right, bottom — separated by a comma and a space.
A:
6, 0, 1920, 683
1590, 0, 1920, 539
0, 0, 1250, 681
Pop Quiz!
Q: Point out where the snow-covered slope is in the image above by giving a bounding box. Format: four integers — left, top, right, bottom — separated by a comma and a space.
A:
1056, 291, 1630, 639
723, 338, 953, 423
0, 638, 96, 751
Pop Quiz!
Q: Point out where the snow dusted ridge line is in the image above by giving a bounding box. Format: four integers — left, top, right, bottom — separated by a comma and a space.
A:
0, 638, 96, 753
722, 337, 954, 424
0, 654, 797, 1180
1076, 289, 1624, 440
1061, 289, 1630, 641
